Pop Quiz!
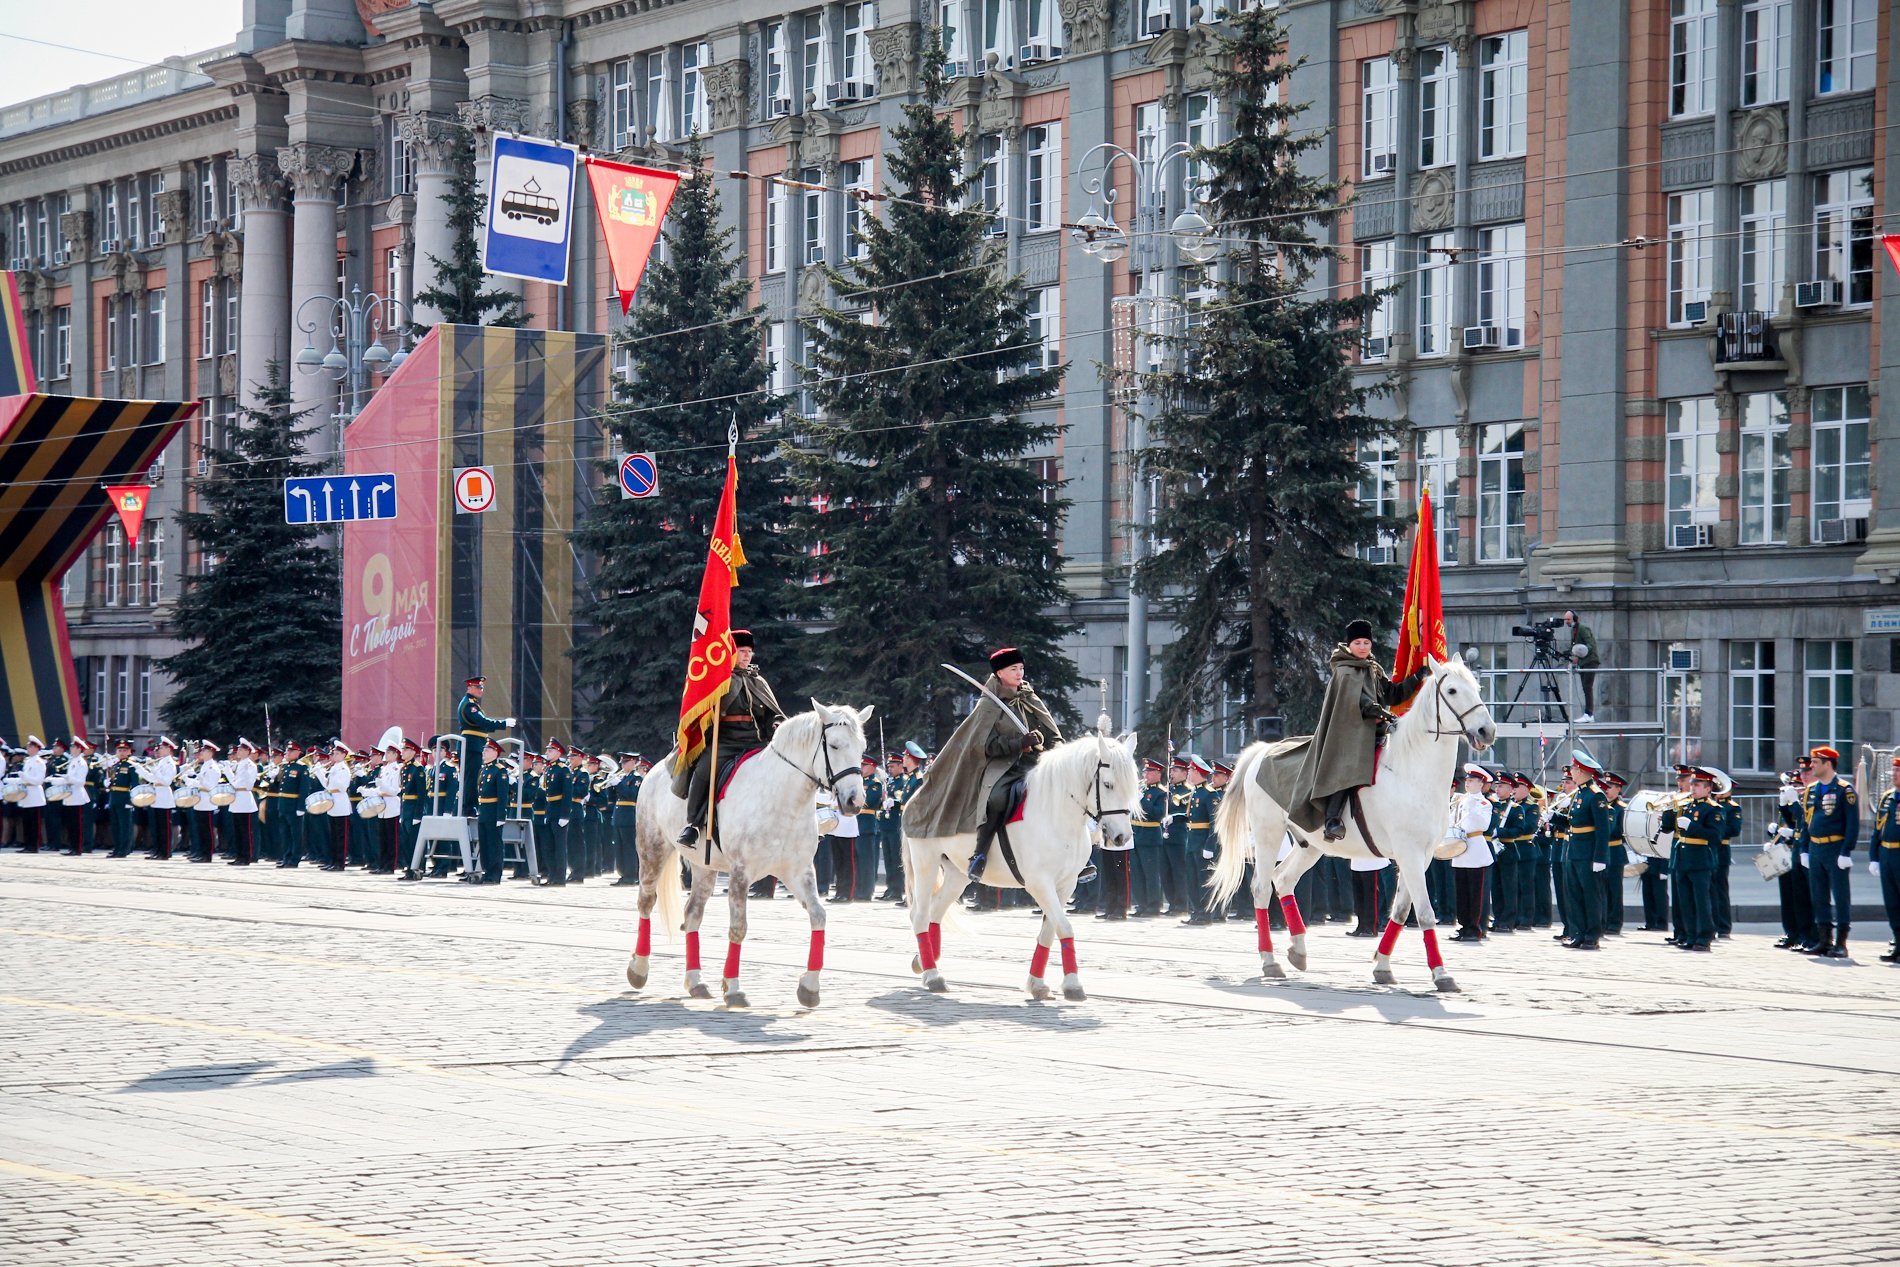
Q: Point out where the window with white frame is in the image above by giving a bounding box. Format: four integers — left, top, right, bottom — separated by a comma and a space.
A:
679, 41, 709, 137
1415, 233, 1452, 358
1478, 31, 1527, 160
1468, 644, 1510, 704
981, 0, 1015, 66
1665, 396, 1720, 540
643, 51, 666, 140
1737, 390, 1790, 546
1666, 188, 1713, 325
1816, 0, 1876, 95
1477, 223, 1526, 348
1805, 640, 1854, 759
385, 117, 414, 197
842, 3, 876, 91
1026, 285, 1060, 374
136, 657, 152, 728
221, 279, 238, 355
1025, 122, 1061, 230
385, 244, 408, 306
1356, 436, 1399, 559
1737, 179, 1786, 312
1026, 0, 1059, 52
143, 289, 164, 365
125, 176, 145, 248
840, 160, 871, 258
147, 522, 165, 606
199, 280, 215, 358
766, 179, 786, 273
1810, 384, 1871, 525
126, 293, 142, 369
940, 0, 970, 68
198, 155, 228, 229
1813, 166, 1874, 306
112, 656, 129, 729
977, 133, 1007, 226
1670, 0, 1717, 117
1740, 0, 1792, 105
53, 305, 70, 377
1662, 655, 1705, 765
99, 182, 119, 250
803, 12, 829, 104
763, 22, 787, 111
610, 59, 635, 147
1359, 239, 1393, 357
1416, 47, 1458, 169
104, 297, 120, 371
1477, 422, 1525, 562
104, 523, 123, 606
765, 321, 790, 408
1415, 428, 1460, 566
127, 520, 144, 601
1184, 93, 1215, 197
90, 659, 108, 729
1729, 641, 1777, 772
801, 167, 826, 265
1361, 56, 1396, 179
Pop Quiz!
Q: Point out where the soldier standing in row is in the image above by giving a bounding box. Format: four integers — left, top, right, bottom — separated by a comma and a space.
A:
611, 753, 642, 886
1771, 766, 1815, 948
454, 676, 514, 818
1870, 755, 1900, 963
474, 739, 506, 884
1600, 772, 1629, 936
1130, 759, 1167, 917
1661, 766, 1723, 951
1797, 745, 1857, 959
1182, 757, 1219, 925
106, 739, 137, 857
1560, 753, 1610, 950
877, 751, 907, 901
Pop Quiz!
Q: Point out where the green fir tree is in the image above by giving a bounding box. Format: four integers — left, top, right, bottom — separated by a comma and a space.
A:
412, 128, 527, 328
790, 43, 1079, 743
571, 142, 812, 751
159, 364, 341, 740
1136, 6, 1404, 739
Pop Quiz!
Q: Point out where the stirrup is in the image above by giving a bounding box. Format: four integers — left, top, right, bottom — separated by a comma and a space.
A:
967, 851, 987, 882
1077, 863, 1097, 883
1323, 817, 1346, 840
676, 824, 699, 846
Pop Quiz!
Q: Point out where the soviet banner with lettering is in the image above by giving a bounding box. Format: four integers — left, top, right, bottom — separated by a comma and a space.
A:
673, 445, 747, 776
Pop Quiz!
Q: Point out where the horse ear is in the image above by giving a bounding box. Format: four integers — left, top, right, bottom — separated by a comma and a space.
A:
1116, 730, 1137, 749
856, 705, 875, 724
809, 697, 828, 719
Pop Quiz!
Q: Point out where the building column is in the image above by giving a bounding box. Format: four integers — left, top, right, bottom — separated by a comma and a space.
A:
277, 142, 357, 451
230, 155, 290, 408
401, 113, 462, 327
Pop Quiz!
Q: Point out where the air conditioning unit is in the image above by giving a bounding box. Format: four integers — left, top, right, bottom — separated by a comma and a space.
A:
1794, 280, 1840, 309
1364, 545, 1396, 565
1363, 335, 1388, 361
196, 457, 210, 477
806, 244, 825, 266
5, 256, 27, 272
1369, 151, 1395, 175
99, 238, 122, 255
944, 60, 973, 79
1681, 299, 1709, 325
1815, 516, 1869, 544
1670, 522, 1714, 550
1462, 324, 1501, 351
984, 222, 1008, 238
771, 97, 794, 118
1667, 647, 1700, 672
147, 229, 165, 247
51, 249, 70, 266
825, 81, 870, 105
1144, 12, 1173, 35
1019, 41, 1062, 64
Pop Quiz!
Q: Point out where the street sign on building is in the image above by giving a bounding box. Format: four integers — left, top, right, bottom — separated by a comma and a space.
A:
618, 452, 659, 499
482, 134, 579, 287
284, 474, 397, 524
453, 466, 497, 514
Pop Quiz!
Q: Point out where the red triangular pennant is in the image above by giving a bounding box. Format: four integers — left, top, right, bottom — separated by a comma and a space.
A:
1883, 235, 1900, 281
103, 484, 151, 550
584, 158, 682, 314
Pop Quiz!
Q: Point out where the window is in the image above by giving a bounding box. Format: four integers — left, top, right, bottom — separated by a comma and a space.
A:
1359, 239, 1393, 356
125, 176, 144, 248
1729, 642, 1777, 773
1477, 422, 1525, 562
1737, 391, 1790, 545
765, 179, 786, 273
52, 305, 70, 377
1741, 0, 1791, 105
1813, 166, 1874, 306
1026, 285, 1060, 373
1135, 99, 1163, 167
764, 22, 786, 109
1662, 650, 1703, 766
113, 656, 130, 730
1026, 0, 1058, 51
1415, 233, 1452, 358
1416, 46, 1458, 169
1025, 123, 1061, 231
610, 59, 635, 147
803, 12, 828, 104
99, 182, 119, 250
841, 160, 870, 258
679, 41, 708, 137
127, 295, 143, 370
1805, 640, 1853, 758
222, 279, 238, 355
1665, 397, 1720, 540
136, 658, 152, 730
147, 522, 165, 605
90, 659, 108, 730
1737, 179, 1786, 313
940, 0, 969, 67
1356, 436, 1398, 559
199, 280, 216, 358
1415, 428, 1460, 565
104, 297, 119, 371
977, 133, 1007, 224
982, 0, 1013, 66
126, 518, 145, 604
1666, 189, 1713, 325
147, 172, 166, 245
1810, 385, 1871, 525
765, 321, 790, 406
1184, 93, 1215, 197
145, 288, 165, 365
1478, 32, 1527, 160
1467, 644, 1509, 705
385, 116, 414, 197
1361, 56, 1396, 178
842, 3, 876, 89
1477, 223, 1525, 348
1816, 0, 1876, 95
1670, 0, 1717, 117
800, 167, 826, 264
385, 244, 408, 305
104, 522, 123, 606
643, 51, 666, 142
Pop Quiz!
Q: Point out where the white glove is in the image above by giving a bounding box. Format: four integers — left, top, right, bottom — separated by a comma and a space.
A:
1837, 853, 1853, 870
296, 810, 306, 818
1777, 826, 1795, 841
1871, 860, 1881, 877
505, 717, 517, 728
1202, 849, 1215, 859
558, 818, 569, 828
1801, 851, 1810, 867
1591, 862, 1606, 873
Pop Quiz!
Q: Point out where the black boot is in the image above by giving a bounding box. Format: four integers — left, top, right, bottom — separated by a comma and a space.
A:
1824, 925, 1850, 959
1797, 924, 1831, 955
676, 822, 700, 846
1879, 942, 1899, 964
1322, 790, 1349, 841
967, 822, 995, 883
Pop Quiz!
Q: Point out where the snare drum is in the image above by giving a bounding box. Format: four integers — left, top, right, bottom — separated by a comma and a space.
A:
130, 784, 158, 808
305, 791, 334, 815
1754, 839, 1794, 880
0, 776, 24, 803
210, 784, 237, 807
356, 793, 386, 819
173, 789, 201, 810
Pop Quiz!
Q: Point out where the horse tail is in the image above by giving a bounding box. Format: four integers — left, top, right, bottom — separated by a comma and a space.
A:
654, 845, 684, 941
1210, 743, 1266, 908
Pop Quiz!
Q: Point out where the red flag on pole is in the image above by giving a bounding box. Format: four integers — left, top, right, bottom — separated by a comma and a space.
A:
1391, 487, 1447, 713
1883, 234, 1900, 280
673, 430, 749, 776
584, 158, 681, 315
103, 484, 152, 550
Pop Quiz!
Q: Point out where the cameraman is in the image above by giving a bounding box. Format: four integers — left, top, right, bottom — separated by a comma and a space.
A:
1558, 611, 1601, 721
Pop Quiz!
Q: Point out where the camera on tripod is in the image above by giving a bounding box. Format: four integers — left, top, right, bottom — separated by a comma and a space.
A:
1512, 617, 1563, 649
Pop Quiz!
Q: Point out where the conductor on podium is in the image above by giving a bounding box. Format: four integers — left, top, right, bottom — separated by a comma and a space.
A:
455, 676, 514, 817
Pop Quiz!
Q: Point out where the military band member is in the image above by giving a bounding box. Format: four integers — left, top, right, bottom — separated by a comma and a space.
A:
1130, 759, 1167, 917
1797, 745, 1858, 959
454, 676, 515, 818
227, 739, 260, 865
475, 739, 507, 884
1714, 775, 1741, 939
1660, 768, 1724, 951
877, 752, 908, 901
1870, 756, 1900, 964
274, 741, 312, 867
1600, 772, 1629, 936
106, 739, 138, 856
19, 735, 48, 852
1100, 759, 1156, 922
58, 739, 92, 855
1449, 765, 1495, 942
538, 741, 572, 885
398, 738, 427, 868
1182, 756, 1219, 925
1560, 752, 1610, 949
185, 741, 218, 862
1491, 774, 1538, 932
611, 753, 642, 885
319, 744, 354, 870
1772, 766, 1816, 948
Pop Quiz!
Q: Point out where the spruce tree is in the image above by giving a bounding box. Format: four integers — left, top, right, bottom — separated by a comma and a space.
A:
159, 364, 341, 739
412, 127, 527, 328
790, 44, 1079, 742
570, 141, 812, 750
1136, 7, 1403, 738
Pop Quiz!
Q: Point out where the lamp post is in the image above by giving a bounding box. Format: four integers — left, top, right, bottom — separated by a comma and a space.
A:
293, 286, 412, 435
1073, 139, 1219, 732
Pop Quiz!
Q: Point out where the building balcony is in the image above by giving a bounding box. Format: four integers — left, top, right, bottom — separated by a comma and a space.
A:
1711, 309, 1784, 372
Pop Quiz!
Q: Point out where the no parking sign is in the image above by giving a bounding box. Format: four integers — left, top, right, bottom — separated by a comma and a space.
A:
619, 452, 658, 500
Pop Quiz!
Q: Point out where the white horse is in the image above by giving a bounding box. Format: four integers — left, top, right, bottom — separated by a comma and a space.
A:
903, 720, 1139, 1001
1209, 656, 1496, 992
628, 702, 872, 1008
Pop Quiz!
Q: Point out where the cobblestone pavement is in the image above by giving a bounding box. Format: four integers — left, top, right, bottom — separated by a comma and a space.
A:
2, 851, 1897, 1267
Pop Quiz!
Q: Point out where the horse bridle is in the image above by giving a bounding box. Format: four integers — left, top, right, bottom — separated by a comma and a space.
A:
1073, 749, 1131, 832
1426, 671, 1489, 742
771, 713, 858, 795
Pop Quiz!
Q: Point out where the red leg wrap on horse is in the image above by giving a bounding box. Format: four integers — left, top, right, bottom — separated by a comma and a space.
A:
1279, 893, 1307, 936
1377, 918, 1403, 957
1423, 928, 1444, 970
806, 928, 825, 972
635, 917, 652, 958
1060, 937, 1078, 976
928, 922, 942, 957
1255, 906, 1274, 952
916, 930, 937, 971
1030, 943, 1051, 977
685, 931, 702, 972
723, 941, 741, 980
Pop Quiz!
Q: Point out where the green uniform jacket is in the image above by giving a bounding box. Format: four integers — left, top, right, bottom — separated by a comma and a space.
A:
1564, 783, 1611, 865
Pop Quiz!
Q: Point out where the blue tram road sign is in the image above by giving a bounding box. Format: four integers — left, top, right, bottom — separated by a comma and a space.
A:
284, 474, 397, 524
482, 134, 579, 286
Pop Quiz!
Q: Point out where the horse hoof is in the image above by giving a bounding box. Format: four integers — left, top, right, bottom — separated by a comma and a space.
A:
1287, 949, 1308, 972
1434, 975, 1461, 994
689, 982, 714, 1000
1062, 983, 1087, 1002
797, 983, 820, 1008
626, 956, 649, 989
910, 954, 922, 975
1261, 959, 1287, 980
723, 989, 749, 1009
1373, 968, 1398, 986
1028, 978, 1053, 1000
924, 973, 949, 993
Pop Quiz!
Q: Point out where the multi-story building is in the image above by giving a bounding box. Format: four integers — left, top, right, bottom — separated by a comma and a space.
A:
0, 0, 1892, 785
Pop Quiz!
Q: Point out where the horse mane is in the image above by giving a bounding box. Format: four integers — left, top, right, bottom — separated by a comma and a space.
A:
1032, 731, 1137, 796
1380, 657, 1478, 772
770, 703, 864, 758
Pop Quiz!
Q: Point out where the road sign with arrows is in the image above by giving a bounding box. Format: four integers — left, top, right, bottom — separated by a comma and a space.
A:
284, 473, 398, 525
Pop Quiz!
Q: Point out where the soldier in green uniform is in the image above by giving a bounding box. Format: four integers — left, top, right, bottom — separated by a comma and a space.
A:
453, 676, 514, 818
1183, 756, 1220, 925
1714, 778, 1741, 939
1559, 752, 1610, 949
675, 630, 787, 848
850, 755, 882, 901
566, 748, 593, 879
1660, 767, 1724, 951
398, 738, 427, 870
538, 741, 572, 885
524, 752, 548, 880
1129, 759, 1167, 917
1492, 774, 1538, 932
474, 739, 506, 883
611, 753, 642, 885
1871, 754, 1900, 963
105, 739, 138, 856
274, 741, 311, 867
1797, 744, 1858, 959
1600, 772, 1629, 936
1161, 757, 1193, 917
877, 752, 907, 901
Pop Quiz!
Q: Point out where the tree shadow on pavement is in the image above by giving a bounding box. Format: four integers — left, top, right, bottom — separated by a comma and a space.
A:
556, 996, 806, 1067
862, 988, 1105, 1032
1203, 975, 1484, 1022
